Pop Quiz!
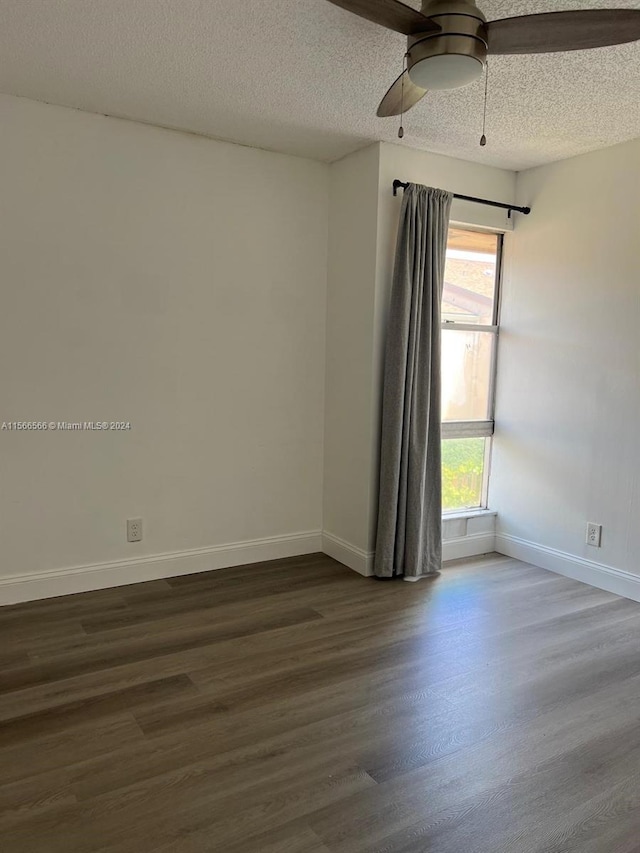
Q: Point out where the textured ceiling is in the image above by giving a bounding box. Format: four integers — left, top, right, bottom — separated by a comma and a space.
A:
0, 0, 639, 170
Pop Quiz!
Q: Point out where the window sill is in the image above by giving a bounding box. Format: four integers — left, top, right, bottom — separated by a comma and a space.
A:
442, 508, 497, 521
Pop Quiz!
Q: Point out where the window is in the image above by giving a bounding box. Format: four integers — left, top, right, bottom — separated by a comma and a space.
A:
441, 227, 502, 512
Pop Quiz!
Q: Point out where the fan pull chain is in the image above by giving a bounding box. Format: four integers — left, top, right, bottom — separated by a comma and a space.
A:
398, 53, 407, 139
480, 62, 489, 147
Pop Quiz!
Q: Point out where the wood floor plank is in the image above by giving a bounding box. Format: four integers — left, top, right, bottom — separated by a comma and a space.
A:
0, 714, 146, 787
1, 607, 323, 693
66, 666, 454, 802
80, 559, 349, 634
308, 668, 640, 852
0, 674, 198, 747
156, 823, 332, 853
0, 754, 373, 853
0, 774, 77, 826
359, 717, 640, 853
78, 577, 367, 644
33, 604, 327, 664
2, 552, 640, 852
532, 774, 640, 853
164, 552, 333, 587
0, 660, 201, 723
0, 617, 89, 654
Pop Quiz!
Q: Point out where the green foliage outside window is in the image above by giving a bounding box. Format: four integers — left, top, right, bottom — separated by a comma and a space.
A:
442, 438, 485, 511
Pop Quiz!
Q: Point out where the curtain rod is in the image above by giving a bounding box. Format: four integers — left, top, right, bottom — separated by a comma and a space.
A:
392, 180, 531, 218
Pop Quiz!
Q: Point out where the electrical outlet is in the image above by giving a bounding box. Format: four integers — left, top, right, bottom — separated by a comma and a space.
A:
127, 518, 143, 543
586, 523, 602, 548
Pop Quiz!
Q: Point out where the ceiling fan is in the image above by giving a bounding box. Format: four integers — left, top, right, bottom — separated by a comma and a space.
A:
326, 1, 640, 117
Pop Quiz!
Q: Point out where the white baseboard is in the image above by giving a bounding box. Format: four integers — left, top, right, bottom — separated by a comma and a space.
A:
496, 533, 640, 604
322, 532, 374, 577
0, 531, 323, 606
1, 525, 501, 606
443, 532, 496, 562
322, 530, 496, 578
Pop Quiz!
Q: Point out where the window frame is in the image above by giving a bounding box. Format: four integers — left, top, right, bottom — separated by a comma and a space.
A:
441, 228, 504, 513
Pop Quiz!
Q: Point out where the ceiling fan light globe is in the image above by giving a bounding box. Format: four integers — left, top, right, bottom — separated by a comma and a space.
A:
408, 54, 484, 90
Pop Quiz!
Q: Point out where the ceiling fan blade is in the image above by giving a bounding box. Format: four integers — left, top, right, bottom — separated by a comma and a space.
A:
488, 9, 640, 55
377, 70, 427, 117
326, 0, 440, 36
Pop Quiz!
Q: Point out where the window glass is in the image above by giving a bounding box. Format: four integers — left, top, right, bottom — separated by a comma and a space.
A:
442, 438, 487, 511
441, 328, 494, 422
440, 227, 502, 513
442, 228, 499, 326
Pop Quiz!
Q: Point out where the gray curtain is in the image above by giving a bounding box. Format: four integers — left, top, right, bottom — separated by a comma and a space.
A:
374, 184, 453, 580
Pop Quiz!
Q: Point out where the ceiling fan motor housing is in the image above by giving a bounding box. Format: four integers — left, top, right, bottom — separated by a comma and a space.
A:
408, 0, 488, 90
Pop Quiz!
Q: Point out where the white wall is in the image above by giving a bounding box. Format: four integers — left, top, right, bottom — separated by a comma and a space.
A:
323, 142, 516, 573
0, 95, 329, 602
323, 144, 381, 561
493, 137, 640, 595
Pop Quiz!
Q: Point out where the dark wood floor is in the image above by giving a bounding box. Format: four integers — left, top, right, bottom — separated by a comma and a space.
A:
2, 553, 640, 852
